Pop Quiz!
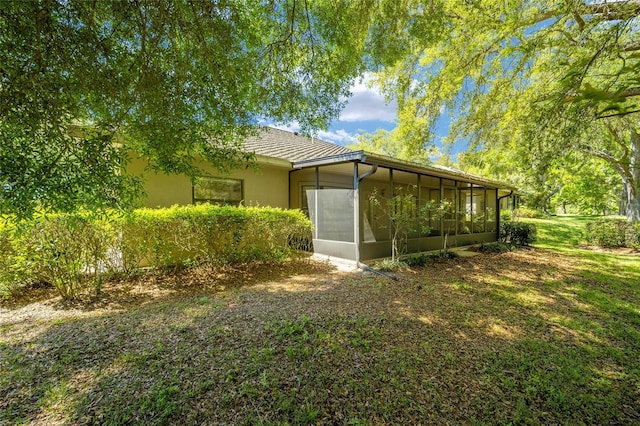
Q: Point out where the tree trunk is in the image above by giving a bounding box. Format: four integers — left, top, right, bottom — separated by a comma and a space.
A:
625, 183, 640, 222
626, 128, 640, 223
603, 124, 640, 223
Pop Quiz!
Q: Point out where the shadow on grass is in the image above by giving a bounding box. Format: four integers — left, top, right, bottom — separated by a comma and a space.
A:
1, 245, 639, 425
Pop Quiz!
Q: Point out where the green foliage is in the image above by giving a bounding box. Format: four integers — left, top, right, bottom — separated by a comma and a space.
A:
500, 222, 537, 246
348, 128, 437, 165
500, 209, 513, 222
550, 158, 622, 215
403, 250, 459, 267
0, 0, 407, 217
585, 219, 640, 249
0, 212, 119, 299
372, 0, 640, 222
404, 253, 430, 267
0, 206, 312, 299
120, 204, 311, 270
372, 258, 407, 272
478, 242, 514, 253
513, 207, 544, 219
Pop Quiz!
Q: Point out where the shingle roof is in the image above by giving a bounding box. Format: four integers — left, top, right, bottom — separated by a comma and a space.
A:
242, 127, 353, 162
241, 127, 515, 190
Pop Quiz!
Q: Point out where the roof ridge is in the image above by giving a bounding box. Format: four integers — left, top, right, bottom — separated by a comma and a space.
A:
242, 127, 353, 163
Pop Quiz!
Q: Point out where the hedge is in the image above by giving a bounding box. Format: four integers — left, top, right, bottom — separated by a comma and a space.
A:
0, 205, 312, 299
499, 221, 537, 246
585, 219, 640, 249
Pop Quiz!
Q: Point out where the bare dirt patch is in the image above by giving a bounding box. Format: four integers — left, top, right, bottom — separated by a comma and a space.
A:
0, 260, 335, 326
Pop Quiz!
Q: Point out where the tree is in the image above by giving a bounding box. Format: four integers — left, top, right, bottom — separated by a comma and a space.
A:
348, 128, 438, 165
551, 159, 621, 215
1, 0, 407, 217
371, 0, 640, 222
459, 147, 623, 215
368, 185, 445, 261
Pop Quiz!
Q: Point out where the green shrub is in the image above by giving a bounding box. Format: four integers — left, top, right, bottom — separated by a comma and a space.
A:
119, 205, 312, 269
513, 207, 544, 219
478, 242, 514, 253
403, 250, 459, 267
0, 213, 121, 299
373, 258, 407, 272
0, 222, 29, 299
500, 222, 537, 246
0, 205, 313, 300
404, 253, 430, 267
627, 223, 640, 250
585, 219, 640, 249
500, 209, 513, 222
435, 250, 459, 259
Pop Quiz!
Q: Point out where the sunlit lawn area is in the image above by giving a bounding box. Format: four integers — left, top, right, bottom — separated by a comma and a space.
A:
1, 216, 639, 424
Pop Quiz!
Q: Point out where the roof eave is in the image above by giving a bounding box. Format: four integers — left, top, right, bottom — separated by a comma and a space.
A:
292, 151, 366, 168
360, 152, 517, 190
254, 154, 293, 168
292, 150, 517, 190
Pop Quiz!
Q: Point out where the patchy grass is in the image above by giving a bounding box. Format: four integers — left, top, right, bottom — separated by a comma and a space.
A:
1, 216, 640, 424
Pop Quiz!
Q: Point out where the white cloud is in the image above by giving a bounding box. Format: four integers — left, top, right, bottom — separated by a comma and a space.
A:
263, 74, 398, 146
339, 75, 397, 122
268, 122, 356, 145
317, 129, 358, 145
271, 122, 301, 133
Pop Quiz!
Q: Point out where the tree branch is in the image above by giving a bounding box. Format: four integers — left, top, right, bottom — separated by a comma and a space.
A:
604, 121, 630, 163
590, 149, 630, 181
303, 0, 315, 60
597, 108, 640, 119
530, 0, 640, 26
578, 0, 640, 21
617, 87, 640, 98
623, 41, 640, 51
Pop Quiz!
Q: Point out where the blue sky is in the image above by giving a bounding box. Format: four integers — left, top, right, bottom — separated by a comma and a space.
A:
271, 75, 397, 146
270, 74, 461, 159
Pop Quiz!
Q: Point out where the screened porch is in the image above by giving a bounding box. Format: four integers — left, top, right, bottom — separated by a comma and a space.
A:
289, 152, 516, 262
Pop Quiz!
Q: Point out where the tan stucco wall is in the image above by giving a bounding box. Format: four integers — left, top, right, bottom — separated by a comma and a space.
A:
127, 156, 291, 209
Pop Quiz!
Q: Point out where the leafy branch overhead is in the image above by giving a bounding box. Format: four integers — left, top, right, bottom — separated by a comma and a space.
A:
373, 0, 640, 222
0, 0, 402, 216
3, 0, 640, 221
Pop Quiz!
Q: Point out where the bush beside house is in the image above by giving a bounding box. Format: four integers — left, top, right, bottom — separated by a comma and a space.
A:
0, 205, 312, 300
499, 221, 537, 246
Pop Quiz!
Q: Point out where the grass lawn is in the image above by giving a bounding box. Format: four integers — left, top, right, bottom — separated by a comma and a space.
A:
1, 216, 639, 425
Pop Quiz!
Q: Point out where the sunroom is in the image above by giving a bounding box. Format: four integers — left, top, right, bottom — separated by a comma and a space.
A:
289, 151, 516, 262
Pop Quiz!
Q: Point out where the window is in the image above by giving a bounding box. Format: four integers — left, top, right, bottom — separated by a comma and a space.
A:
193, 177, 243, 205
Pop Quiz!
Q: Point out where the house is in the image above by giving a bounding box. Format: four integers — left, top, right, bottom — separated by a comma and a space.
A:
128, 127, 517, 262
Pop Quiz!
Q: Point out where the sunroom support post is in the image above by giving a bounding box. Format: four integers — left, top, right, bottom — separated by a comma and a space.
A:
389, 169, 394, 242
355, 163, 378, 263
353, 162, 359, 263
469, 182, 475, 234
417, 174, 422, 238
314, 166, 319, 239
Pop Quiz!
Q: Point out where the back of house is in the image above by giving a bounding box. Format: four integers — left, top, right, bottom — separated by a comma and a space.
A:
128, 127, 517, 262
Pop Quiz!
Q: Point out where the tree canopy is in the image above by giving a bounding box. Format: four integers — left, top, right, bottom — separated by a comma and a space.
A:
5, 0, 639, 221
373, 0, 640, 221
348, 128, 439, 165
0, 0, 414, 217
